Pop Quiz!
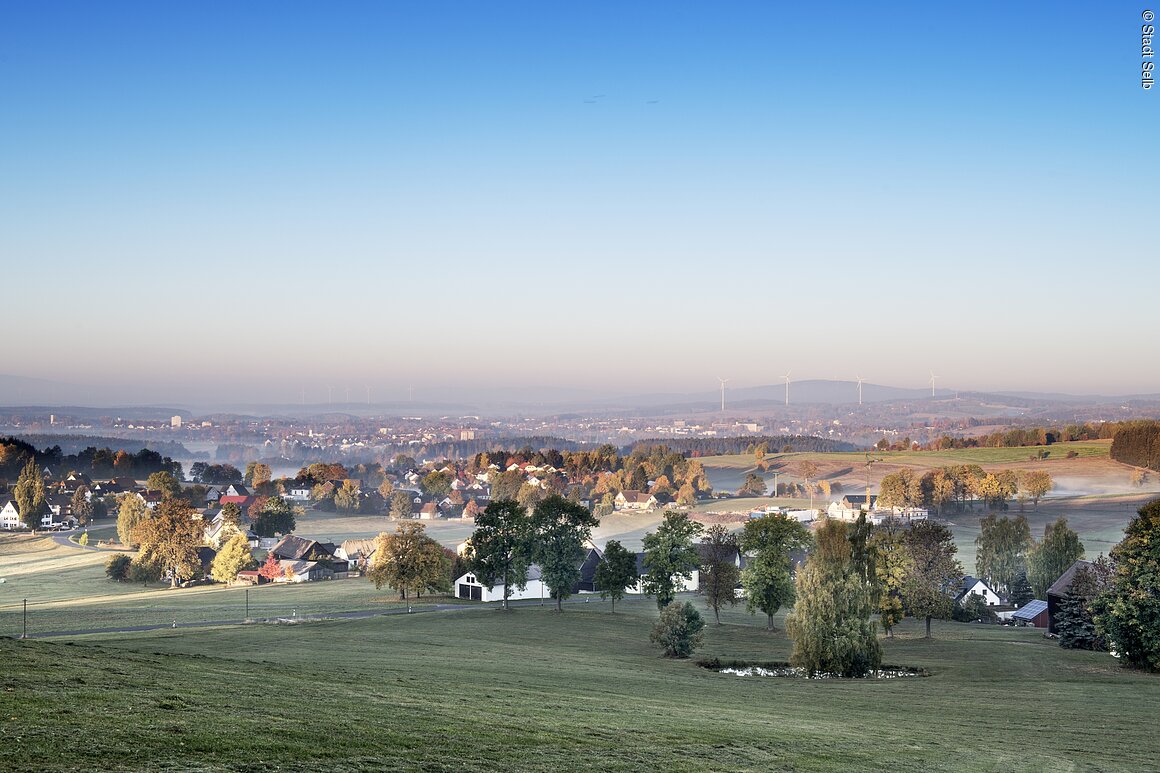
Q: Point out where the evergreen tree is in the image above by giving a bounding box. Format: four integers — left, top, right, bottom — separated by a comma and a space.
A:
641, 511, 703, 610
1092, 499, 1160, 671
1056, 561, 1110, 651
594, 540, 639, 612
786, 519, 881, 677
1009, 571, 1035, 607
71, 487, 95, 526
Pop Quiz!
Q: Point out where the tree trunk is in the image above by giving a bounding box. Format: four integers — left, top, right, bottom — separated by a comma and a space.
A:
556, 595, 563, 613
714, 606, 721, 625
925, 615, 932, 638
767, 613, 774, 631
611, 597, 616, 613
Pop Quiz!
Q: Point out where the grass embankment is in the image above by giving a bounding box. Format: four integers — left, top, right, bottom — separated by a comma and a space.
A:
3, 602, 1157, 772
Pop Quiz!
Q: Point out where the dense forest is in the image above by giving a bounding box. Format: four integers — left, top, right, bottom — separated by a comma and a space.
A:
631, 436, 857, 456
1110, 422, 1160, 472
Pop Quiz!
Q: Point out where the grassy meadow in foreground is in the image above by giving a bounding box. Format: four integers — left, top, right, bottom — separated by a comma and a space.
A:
3, 600, 1157, 772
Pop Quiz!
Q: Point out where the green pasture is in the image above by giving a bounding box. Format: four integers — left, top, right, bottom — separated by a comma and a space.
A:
3, 600, 1157, 772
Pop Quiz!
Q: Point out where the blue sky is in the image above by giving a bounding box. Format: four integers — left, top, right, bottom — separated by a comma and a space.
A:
0, 2, 1155, 404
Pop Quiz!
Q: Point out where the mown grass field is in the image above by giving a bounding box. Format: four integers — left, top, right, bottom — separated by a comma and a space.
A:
3, 601, 1157, 772
0, 533, 440, 637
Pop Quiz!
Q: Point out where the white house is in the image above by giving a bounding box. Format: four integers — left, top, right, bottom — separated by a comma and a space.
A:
285, 483, 313, 502
0, 500, 22, 529
615, 490, 658, 511
455, 565, 548, 603
956, 576, 1003, 607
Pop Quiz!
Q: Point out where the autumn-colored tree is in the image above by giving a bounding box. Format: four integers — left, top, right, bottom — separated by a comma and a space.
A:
334, 480, 362, 513
378, 479, 396, 500
389, 491, 414, 519
249, 462, 272, 490
676, 483, 697, 506
1019, 470, 1052, 508
258, 553, 283, 581
135, 498, 203, 587
145, 471, 181, 498
211, 532, 256, 584
366, 522, 450, 599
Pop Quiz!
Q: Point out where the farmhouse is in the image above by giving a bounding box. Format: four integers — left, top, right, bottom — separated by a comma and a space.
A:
269, 535, 348, 574
0, 500, 22, 529
956, 576, 1003, 607
615, 490, 658, 511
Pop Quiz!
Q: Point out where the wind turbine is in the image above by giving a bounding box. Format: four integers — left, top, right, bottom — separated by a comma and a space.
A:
929, 372, 939, 398
783, 372, 792, 406
717, 377, 729, 412
856, 375, 864, 406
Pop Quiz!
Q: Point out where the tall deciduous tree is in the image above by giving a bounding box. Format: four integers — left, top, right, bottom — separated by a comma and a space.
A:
367, 522, 450, 599
1093, 498, 1160, 671
13, 459, 46, 528
252, 495, 296, 537
116, 492, 149, 547
1027, 517, 1085, 598
903, 520, 964, 639
641, 511, 703, 610
135, 499, 203, 588
975, 514, 1032, 597
870, 524, 911, 636
699, 525, 740, 624
1019, 470, 1053, 508
738, 472, 767, 497
249, 463, 272, 490
211, 532, 255, 584
739, 514, 811, 630
786, 519, 881, 677
531, 495, 599, 612
389, 490, 414, 519
594, 539, 638, 612
468, 499, 531, 610
145, 471, 181, 498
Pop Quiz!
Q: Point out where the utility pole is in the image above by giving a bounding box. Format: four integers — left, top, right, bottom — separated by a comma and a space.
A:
22, 599, 27, 639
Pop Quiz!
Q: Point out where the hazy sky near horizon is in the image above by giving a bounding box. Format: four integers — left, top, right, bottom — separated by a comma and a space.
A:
1, 1, 1156, 404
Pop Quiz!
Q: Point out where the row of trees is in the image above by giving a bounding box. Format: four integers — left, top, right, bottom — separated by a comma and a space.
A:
877, 466, 1053, 513
1109, 421, 1160, 472
0, 437, 182, 481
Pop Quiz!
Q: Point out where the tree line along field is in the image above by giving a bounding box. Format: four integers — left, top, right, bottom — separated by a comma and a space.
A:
3, 602, 1158, 772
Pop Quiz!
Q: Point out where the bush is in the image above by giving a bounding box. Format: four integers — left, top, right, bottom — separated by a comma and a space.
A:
77, 532, 89, 546
128, 557, 161, 584
105, 554, 131, 582
650, 601, 706, 658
